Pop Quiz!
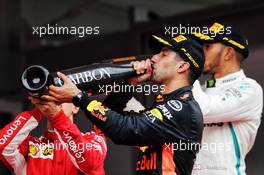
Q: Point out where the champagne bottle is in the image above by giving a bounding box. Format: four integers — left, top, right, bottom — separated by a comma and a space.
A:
21, 55, 152, 96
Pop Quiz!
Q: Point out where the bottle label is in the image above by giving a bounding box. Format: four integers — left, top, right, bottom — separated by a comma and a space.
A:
56, 68, 111, 86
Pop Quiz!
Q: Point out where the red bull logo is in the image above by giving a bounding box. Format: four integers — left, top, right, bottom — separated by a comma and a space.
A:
136, 152, 157, 171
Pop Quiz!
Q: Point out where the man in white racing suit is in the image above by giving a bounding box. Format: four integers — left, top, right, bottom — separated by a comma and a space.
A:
191, 22, 263, 175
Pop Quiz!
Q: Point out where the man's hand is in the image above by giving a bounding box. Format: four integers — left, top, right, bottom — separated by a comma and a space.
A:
29, 96, 61, 118
127, 59, 152, 85
41, 72, 81, 103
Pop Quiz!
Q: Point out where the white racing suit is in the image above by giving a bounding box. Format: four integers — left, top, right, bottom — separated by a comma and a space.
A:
192, 70, 263, 175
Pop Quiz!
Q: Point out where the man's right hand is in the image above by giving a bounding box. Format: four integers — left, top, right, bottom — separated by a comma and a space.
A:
127, 59, 152, 85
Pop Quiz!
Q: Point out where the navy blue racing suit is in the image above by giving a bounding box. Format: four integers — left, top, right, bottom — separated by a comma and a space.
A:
78, 86, 203, 175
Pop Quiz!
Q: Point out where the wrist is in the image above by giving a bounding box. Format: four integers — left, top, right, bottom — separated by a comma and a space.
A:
72, 91, 88, 107
46, 107, 62, 119
73, 89, 82, 96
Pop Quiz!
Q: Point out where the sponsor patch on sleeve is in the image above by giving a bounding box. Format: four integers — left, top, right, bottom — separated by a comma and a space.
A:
221, 87, 243, 101
87, 100, 109, 122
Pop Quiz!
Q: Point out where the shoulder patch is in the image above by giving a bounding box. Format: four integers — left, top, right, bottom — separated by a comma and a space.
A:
167, 100, 183, 111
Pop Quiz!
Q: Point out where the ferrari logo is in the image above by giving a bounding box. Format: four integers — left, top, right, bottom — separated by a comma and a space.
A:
29, 145, 39, 156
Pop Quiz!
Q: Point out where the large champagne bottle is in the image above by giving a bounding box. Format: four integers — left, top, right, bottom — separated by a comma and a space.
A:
21, 55, 151, 96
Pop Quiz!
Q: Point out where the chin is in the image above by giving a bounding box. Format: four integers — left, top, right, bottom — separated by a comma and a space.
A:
202, 70, 209, 75
151, 75, 161, 83
203, 66, 212, 75
203, 69, 214, 75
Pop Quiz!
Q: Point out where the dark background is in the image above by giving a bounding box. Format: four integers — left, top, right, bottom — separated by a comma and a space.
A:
0, 0, 264, 174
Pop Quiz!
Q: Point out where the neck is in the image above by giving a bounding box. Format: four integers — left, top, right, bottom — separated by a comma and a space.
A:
161, 79, 189, 94
214, 64, 240, 79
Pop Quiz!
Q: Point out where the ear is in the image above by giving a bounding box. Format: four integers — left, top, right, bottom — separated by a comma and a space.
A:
223, 47, 235, 61
72, 106, 80, 115
177, 61, 190, 73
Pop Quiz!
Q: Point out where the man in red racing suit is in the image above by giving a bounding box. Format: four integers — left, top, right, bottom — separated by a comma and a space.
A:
0, 100, 107, 175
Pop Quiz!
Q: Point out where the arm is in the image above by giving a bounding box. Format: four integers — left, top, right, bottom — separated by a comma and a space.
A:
192, 80, 263, 123
103, 90, 133, 112
43, 69, 189, 146
78, 94, 191, 146
48, 111, 107, 175
0, 109, 42, 172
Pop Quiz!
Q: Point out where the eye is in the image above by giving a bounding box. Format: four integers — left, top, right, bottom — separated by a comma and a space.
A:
203, 44, 210, 50
162, 51, 169, 56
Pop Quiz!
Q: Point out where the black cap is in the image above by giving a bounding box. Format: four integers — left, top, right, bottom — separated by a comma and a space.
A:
149, 34, 205, 80
190, 22, 249, 58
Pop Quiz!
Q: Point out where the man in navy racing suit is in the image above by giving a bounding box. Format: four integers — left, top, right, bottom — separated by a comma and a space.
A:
41, 34, 205, 175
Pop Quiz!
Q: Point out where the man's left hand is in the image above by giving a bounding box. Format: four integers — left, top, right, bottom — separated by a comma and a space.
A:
29, 96, 62, 118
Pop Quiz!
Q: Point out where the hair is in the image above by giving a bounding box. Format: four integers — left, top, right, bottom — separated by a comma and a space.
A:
188, 70, 197, 85
174, 53, 197, 85
235, 51, 244, 64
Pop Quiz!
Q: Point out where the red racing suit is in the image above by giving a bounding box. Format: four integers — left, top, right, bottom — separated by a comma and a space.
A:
0, 108, 107, 175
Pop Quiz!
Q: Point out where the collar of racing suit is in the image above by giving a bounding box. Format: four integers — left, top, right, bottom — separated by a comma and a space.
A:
206, 69, 246, 88
160, 85, 193, 101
